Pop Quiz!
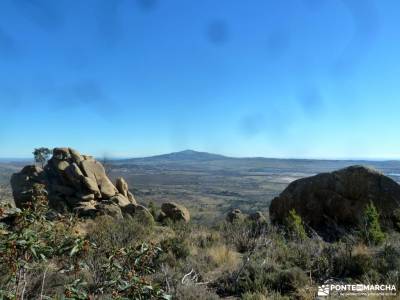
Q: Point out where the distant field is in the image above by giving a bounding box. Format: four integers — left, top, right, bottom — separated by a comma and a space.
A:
2, 151, 400, 224
108, 151, 400, 224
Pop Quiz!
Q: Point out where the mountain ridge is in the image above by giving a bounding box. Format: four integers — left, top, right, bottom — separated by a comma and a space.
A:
121, 149, 230, 162
119, 149, 400, 164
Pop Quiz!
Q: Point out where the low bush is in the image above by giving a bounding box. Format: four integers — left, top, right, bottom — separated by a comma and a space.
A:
161, 236, 191, 260
87, 214, 154, 254
219, 219, 268, 253
0, 193, 89, 299
174, 284, 220, 300
0, 197, 170, 299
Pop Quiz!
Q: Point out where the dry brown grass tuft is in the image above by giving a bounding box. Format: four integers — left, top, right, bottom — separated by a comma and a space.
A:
207, 244, 240, 271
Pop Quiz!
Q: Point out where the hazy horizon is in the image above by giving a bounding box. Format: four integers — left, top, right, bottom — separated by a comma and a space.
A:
1, 148, 399, 162
1, 1, 400, 159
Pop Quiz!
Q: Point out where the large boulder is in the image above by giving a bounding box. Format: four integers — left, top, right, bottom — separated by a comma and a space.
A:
160, 202, 190, 223
10, 147, 140, 219
115, 177, 137, 205
270, 166, 400, 239
110, 193, 135, 208
80, 160, 117, 198
116, 177, 129, 197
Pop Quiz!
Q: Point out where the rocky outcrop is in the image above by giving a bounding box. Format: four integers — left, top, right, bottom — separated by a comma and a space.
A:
269, 166, 400, 239
226, 209, 246, 223
159, 202, 190, 223
226, 209, 266, 223
10, 148, 141, 219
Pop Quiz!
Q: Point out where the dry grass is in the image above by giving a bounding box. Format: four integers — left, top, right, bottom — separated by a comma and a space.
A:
207, 244, 240, 271
351, 243, 371, 256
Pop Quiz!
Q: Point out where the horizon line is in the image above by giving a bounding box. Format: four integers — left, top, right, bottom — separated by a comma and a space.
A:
0, 149, 399, 163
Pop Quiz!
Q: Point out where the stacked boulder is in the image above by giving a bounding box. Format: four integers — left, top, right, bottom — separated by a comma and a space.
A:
11, 148, 146, 219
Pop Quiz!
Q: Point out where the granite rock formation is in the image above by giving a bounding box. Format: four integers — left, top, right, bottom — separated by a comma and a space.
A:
270, 165, 400, 239
11, 148, 141, 218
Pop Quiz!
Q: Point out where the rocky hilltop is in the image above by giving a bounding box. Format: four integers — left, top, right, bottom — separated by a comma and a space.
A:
270, 165, 400, 239
10, 148, 146, 219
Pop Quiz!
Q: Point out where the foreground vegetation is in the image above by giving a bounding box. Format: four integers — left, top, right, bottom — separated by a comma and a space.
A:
1, 197, 399, 299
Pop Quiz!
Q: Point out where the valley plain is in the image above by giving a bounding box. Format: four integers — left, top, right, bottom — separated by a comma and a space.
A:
96, 150, 400, 224
1, 150, 400, 224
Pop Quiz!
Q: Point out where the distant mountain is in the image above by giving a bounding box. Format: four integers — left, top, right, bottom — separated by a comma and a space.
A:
115, 150, 400, 181
122, 150, 229, 163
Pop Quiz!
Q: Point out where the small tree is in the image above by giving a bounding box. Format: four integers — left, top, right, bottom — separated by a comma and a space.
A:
286, 209, 307, 240
362, 201, 386, 245
33, 148, 52, 168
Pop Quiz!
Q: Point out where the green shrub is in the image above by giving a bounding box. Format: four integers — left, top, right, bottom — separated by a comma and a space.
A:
85, 242, 169, 299
216, 259, 308, 297
161, 236, 191, 260
220, 219, 268, 253
0, 195, 88, 299
285, 209, 307, 241
327, 241, 376, 279
197, 231, 220, 249
349, 252, 373, 278
376, 244, 400, 276
271, 267, 309, 294
0, 197, 170, 299
87, 214, 154, 254
361, 201, 386, 245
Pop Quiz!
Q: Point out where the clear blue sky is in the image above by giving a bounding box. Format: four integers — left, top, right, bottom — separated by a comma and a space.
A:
0, 0, 399, 159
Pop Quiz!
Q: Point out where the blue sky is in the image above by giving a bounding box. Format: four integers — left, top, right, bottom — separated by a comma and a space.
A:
0, 0, 399, 159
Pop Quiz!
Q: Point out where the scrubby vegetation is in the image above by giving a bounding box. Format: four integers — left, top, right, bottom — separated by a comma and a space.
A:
1, 196, 400, 299
285, 209, 307, 241
361, 201, 386, 245
0, 193, 169, 299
